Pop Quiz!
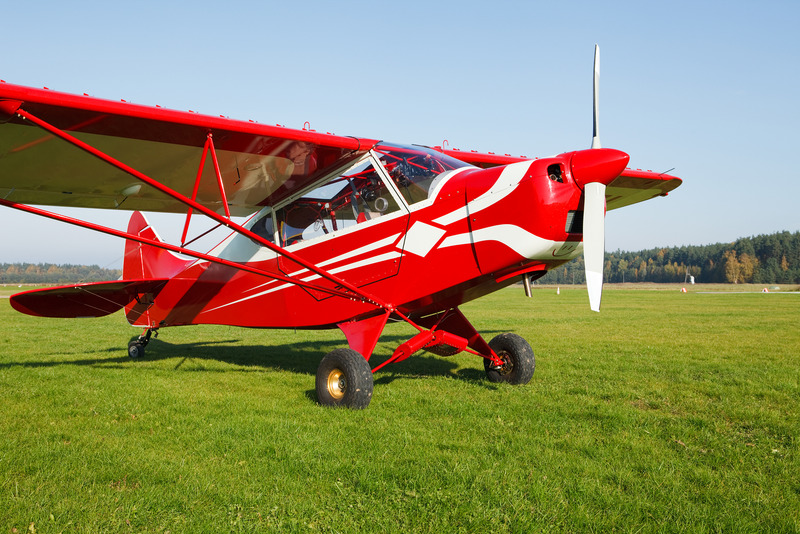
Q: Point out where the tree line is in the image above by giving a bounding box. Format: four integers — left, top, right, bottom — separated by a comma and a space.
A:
0, 263, 122, 284
539, 230, 800, 285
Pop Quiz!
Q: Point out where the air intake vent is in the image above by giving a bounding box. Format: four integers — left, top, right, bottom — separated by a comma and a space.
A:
547, 164, 564, 183
565, 210, 583, 234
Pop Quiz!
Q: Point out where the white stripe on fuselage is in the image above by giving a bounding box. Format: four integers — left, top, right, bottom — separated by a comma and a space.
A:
239, 233, 402, 295
433, 161, 532, 226
202, 240, 403, 313
439, 224, 578, 261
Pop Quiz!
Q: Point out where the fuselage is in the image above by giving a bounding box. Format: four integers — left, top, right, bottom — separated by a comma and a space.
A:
126, 144, 628, 330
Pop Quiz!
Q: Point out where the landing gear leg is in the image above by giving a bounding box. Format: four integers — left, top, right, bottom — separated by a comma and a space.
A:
128, 328, 156, 359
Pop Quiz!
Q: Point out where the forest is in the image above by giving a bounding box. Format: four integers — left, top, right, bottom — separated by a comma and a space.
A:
539, 230, 800, 285
1, 231, 798, 285
0, 263, 121, 285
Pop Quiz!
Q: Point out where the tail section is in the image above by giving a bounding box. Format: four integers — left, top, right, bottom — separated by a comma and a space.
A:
123, 211, 194, 327
123, 211, 193, 280
11, 213, 192, 322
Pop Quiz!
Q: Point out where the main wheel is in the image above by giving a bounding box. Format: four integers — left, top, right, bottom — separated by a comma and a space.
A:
484, 333, 535, 385
128, 340, 145, 359
316, 348, 374, 409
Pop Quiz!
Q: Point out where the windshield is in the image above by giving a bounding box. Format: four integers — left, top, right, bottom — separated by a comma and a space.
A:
374, 143, 472, 204
247, 144, 472, 248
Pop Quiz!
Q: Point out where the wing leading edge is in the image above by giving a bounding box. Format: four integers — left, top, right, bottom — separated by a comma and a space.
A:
604, 168, 681, 210
0, 82, 377, 215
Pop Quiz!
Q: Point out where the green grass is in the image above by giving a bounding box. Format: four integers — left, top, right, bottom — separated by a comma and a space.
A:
1, 286, 798, 532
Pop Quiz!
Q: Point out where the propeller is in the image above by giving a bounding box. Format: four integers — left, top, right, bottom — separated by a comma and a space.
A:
573, 44, 629, 312
587, 44, 604, 311
523, 45, 627, 309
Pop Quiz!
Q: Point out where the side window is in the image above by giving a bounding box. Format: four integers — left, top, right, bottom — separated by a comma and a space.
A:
251, 157, 402, 247
250, 210, 277, 242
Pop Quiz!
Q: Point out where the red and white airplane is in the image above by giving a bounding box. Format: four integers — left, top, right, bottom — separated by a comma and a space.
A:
0, 47, 680, 408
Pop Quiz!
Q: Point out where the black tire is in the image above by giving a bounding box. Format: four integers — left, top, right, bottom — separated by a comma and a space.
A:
484, 333, 535, 385
316, 348, 373, 409
128, 340, 145, 359
424, 343, 462, 357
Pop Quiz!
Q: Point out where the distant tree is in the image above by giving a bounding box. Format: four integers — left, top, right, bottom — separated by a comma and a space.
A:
762, 258, 781, 284
739, 253, 757, 283
618, 259, 628, 282
723, 250, 742, 284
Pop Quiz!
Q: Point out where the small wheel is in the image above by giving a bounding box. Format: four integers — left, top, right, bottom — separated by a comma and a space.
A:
425, 343, 462, 357
316, 348, 373, 409
128, 340, 145, 359
484, 333, 535, 385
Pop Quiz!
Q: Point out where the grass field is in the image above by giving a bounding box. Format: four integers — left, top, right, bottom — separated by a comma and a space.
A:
1, 286, 798, 532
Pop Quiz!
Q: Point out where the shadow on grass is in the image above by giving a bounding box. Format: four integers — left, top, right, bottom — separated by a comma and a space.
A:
2, 330, 502, 387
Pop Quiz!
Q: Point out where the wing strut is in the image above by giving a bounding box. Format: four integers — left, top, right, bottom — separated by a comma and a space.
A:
180, 132, 230, 246
9, 106, 391, 310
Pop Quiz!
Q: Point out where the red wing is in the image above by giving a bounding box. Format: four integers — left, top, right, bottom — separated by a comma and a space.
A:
605, 168, 682, 210
10, 279, 168, 318
0, 82, 377, 215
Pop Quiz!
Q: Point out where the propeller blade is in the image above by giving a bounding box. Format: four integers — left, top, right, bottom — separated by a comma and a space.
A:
584, 44, 608, 312
591, 44, 601, 149
583, 181, 606, 312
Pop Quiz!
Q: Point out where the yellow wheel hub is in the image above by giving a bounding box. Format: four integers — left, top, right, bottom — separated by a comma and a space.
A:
326, 368, 347, 400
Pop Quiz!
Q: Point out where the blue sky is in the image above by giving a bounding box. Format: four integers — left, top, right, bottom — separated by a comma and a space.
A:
1, 0, 798, 266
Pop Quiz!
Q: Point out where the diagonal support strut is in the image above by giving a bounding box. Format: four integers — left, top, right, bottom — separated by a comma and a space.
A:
0, 198, 361, 300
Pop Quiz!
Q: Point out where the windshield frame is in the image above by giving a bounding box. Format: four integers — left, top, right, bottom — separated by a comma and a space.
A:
372, 143, 473, 206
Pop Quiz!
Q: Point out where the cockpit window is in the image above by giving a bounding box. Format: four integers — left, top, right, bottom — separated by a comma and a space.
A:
374, 143, 472, 204
249, 155, 403, 247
